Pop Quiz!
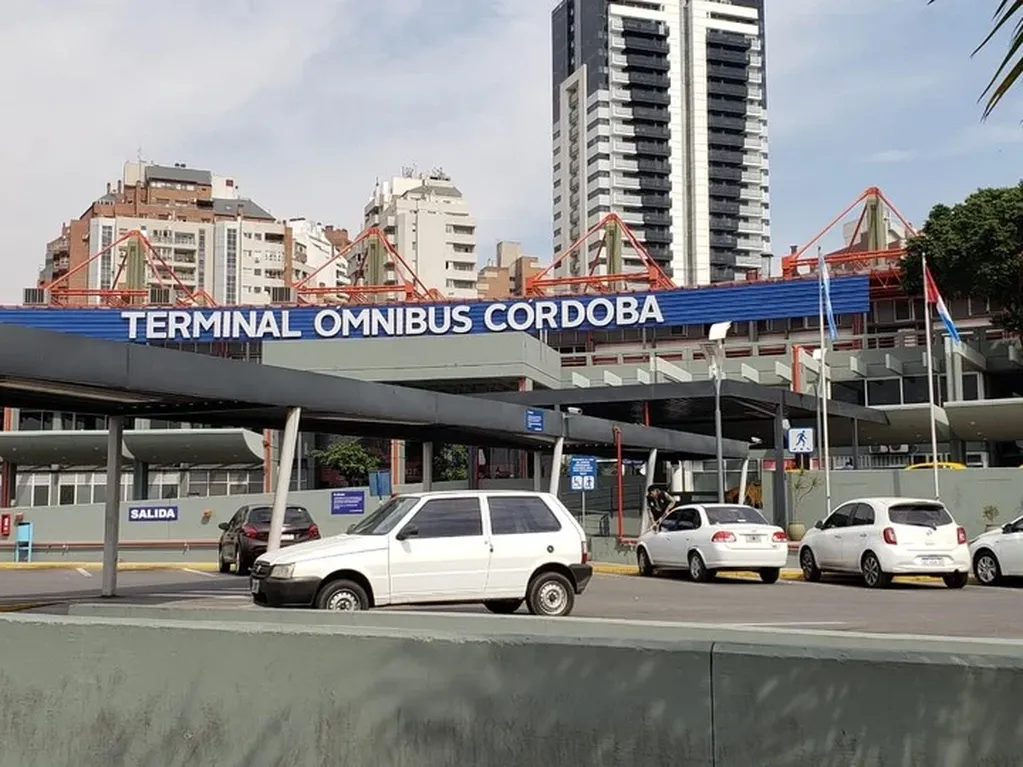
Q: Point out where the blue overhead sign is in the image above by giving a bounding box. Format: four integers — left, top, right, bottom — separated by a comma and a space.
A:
0, 277, 871, 343
127, 505, 178, 522
568, 455, 598, 492
330, 490, 365, 515
525, 409, 546, 433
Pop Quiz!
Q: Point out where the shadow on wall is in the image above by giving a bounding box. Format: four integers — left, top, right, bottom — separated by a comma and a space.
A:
711, 642, 1023, 767
0, 618, 714, 767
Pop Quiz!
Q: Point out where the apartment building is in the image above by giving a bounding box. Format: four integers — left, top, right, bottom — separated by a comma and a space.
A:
285, 218, 350, 293
360, 170, 478, 298
38, 162, 349, 306
478, 241, 543, 298
551, 0, 769, 287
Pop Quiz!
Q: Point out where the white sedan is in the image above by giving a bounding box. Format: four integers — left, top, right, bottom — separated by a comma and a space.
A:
636, 504, 789, 583
969, 515, 1023, 586
798, 497, 971, 589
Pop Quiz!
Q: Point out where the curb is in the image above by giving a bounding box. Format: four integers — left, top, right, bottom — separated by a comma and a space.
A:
0, 562, 219, 572
0, 602, 60, 612
591, 563, 978, 584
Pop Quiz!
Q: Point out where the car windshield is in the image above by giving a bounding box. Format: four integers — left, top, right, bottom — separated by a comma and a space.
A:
248, 506, 310, 526
705, 505, 767, 525
347, 496, 419, 536
888, 503, 953, 528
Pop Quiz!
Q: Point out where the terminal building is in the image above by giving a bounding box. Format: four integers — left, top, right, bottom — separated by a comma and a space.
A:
1, 188, 1020, 510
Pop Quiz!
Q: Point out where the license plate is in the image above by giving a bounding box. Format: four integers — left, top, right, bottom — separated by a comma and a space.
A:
250, 578, 260, 594
282, 534, 295, 541
921, 557, 944, 566
746, 535, 763, 543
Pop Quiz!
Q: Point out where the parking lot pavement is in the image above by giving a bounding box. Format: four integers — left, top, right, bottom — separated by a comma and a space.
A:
6, 569, 1023, 639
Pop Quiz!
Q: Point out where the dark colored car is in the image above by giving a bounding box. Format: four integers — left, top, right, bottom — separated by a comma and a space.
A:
218, 505, 319, 575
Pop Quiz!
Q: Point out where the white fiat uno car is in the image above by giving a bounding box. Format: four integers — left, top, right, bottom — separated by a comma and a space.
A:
250, 490, 593, 617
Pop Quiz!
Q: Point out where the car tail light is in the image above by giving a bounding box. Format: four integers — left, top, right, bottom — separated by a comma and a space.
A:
772, 531, 788, 543
882, 527, 898, 545
711, 530, 736, 543
242, 524, 259, 539
308, 524, 320, 539
581, 541, 589, 564
957, 526, 967, 545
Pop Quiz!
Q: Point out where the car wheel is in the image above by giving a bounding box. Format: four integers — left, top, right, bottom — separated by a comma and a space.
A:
637, 547, 654, 577
943, 571, 969, 589
218, 547, 230, 574
800, 547, 822, 582
236, 549, 250, 577
526, 572, 575, 617
973, 550, 1001, 586
484, 599, 523, 615
688, 551, 712, 583
316, 579, 369, 611
759, 568, 780, 584
861, 552, 892, 589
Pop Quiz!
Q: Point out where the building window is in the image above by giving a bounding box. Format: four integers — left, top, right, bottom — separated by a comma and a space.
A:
225, 228, 238, 304
866, 378, 902, 406
100, 225, 114, 289
831, 380, 865, 406
901, 376, 929, 404
197, 229, 207, 290
18, 411, 54, 431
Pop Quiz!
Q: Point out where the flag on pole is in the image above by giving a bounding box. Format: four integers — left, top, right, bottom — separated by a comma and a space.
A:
923, 261, 961, 344
818, 249, 838, 341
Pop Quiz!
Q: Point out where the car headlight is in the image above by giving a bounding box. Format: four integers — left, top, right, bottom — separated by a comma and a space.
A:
270, 564, 295, 580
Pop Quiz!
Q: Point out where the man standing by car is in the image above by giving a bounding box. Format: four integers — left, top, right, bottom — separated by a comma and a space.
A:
646, 487, 675, 529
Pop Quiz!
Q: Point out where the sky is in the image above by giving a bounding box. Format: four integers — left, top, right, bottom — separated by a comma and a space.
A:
1, 0, 1021, 302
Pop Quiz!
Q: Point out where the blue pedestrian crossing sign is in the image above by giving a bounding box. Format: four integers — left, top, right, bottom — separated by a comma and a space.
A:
568, 455, 597, 492
787, 427, 815, 454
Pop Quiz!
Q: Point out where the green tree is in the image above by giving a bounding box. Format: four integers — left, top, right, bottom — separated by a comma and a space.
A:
900, 183, 1023, 334
312, 439, 380, 486
433, 444, 469, 481
930, 0, 1023, 117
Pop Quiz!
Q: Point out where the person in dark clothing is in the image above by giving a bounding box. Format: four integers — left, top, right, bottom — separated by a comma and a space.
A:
646, 487, 674, 528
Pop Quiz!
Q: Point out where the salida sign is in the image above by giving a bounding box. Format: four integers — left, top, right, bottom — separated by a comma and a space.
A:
120, 295, 665, 342
127, 505, 179, 522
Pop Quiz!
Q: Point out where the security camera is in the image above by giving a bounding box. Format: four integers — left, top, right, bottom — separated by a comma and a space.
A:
566, 406, 582, 415
708, 321, 732, 342
749, 436, 763, 446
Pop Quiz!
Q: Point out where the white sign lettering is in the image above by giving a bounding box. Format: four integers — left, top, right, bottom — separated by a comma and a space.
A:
121, 296, 664, 342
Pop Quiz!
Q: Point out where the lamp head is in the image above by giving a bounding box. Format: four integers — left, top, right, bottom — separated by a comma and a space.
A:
708, 321, 732, 342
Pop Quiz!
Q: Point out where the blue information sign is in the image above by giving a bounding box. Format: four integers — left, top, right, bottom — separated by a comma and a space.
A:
568, 456, 598, 492
525, 409, 546, 433
330, 490, 365, 515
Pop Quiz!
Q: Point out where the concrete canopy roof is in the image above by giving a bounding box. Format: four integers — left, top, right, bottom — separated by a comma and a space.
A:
0, 429, 264, 467
481, 380, 889, 448
945, 398, 1023, 443
0, 325, 747, 461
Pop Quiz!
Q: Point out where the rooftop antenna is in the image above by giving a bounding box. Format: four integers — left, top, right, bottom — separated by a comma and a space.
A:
401, 165, 416, 178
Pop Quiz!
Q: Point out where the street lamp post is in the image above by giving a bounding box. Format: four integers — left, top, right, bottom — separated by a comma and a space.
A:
702, 321, 732, 504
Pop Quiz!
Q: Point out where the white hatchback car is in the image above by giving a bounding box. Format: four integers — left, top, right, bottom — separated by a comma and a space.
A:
799, 497, 971, 589
636, 504, 789, 583
249, 490, 592, 617
969, 515, 1023, 586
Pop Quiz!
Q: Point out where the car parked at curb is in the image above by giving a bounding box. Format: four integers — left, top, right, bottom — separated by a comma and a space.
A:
249, 490, 592, 616
635, 504, 789, 583
218, 505, 320, 575
969, 515, 1023, 586
799, 497, 970, 589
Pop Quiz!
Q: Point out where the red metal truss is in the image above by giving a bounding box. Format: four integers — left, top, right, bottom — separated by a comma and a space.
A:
293, 226, 437, 304
525, 213, 676, 297
41, 229, 216, 307
780, 186, 917, 289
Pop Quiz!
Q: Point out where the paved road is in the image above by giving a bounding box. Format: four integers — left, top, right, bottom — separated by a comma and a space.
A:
4, 568, 1023, 638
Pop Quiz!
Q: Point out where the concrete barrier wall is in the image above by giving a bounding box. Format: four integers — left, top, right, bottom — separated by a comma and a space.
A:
4, 610, 1023, 766
762, 467, 1023, 535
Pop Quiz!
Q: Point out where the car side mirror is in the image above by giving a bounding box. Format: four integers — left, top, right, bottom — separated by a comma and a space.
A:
396, 525, 418, 541
814, 520, 824, 530
1003, 523, 1014, 534
218, 522, 229, 531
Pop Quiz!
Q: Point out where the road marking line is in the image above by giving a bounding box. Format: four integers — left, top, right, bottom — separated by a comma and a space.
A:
76, 568, 92, 577
731, 621, 848, 628
183, 568, 216, 578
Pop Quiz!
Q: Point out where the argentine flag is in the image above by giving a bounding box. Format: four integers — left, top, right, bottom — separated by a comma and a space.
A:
818, 249, 838, 341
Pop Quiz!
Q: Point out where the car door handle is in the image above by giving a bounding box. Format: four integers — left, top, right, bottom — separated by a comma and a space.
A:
858, 533, 867, 538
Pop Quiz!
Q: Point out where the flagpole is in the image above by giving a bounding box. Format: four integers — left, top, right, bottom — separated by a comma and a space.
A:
922, 256, 941, 500
818, 251, 832, 512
